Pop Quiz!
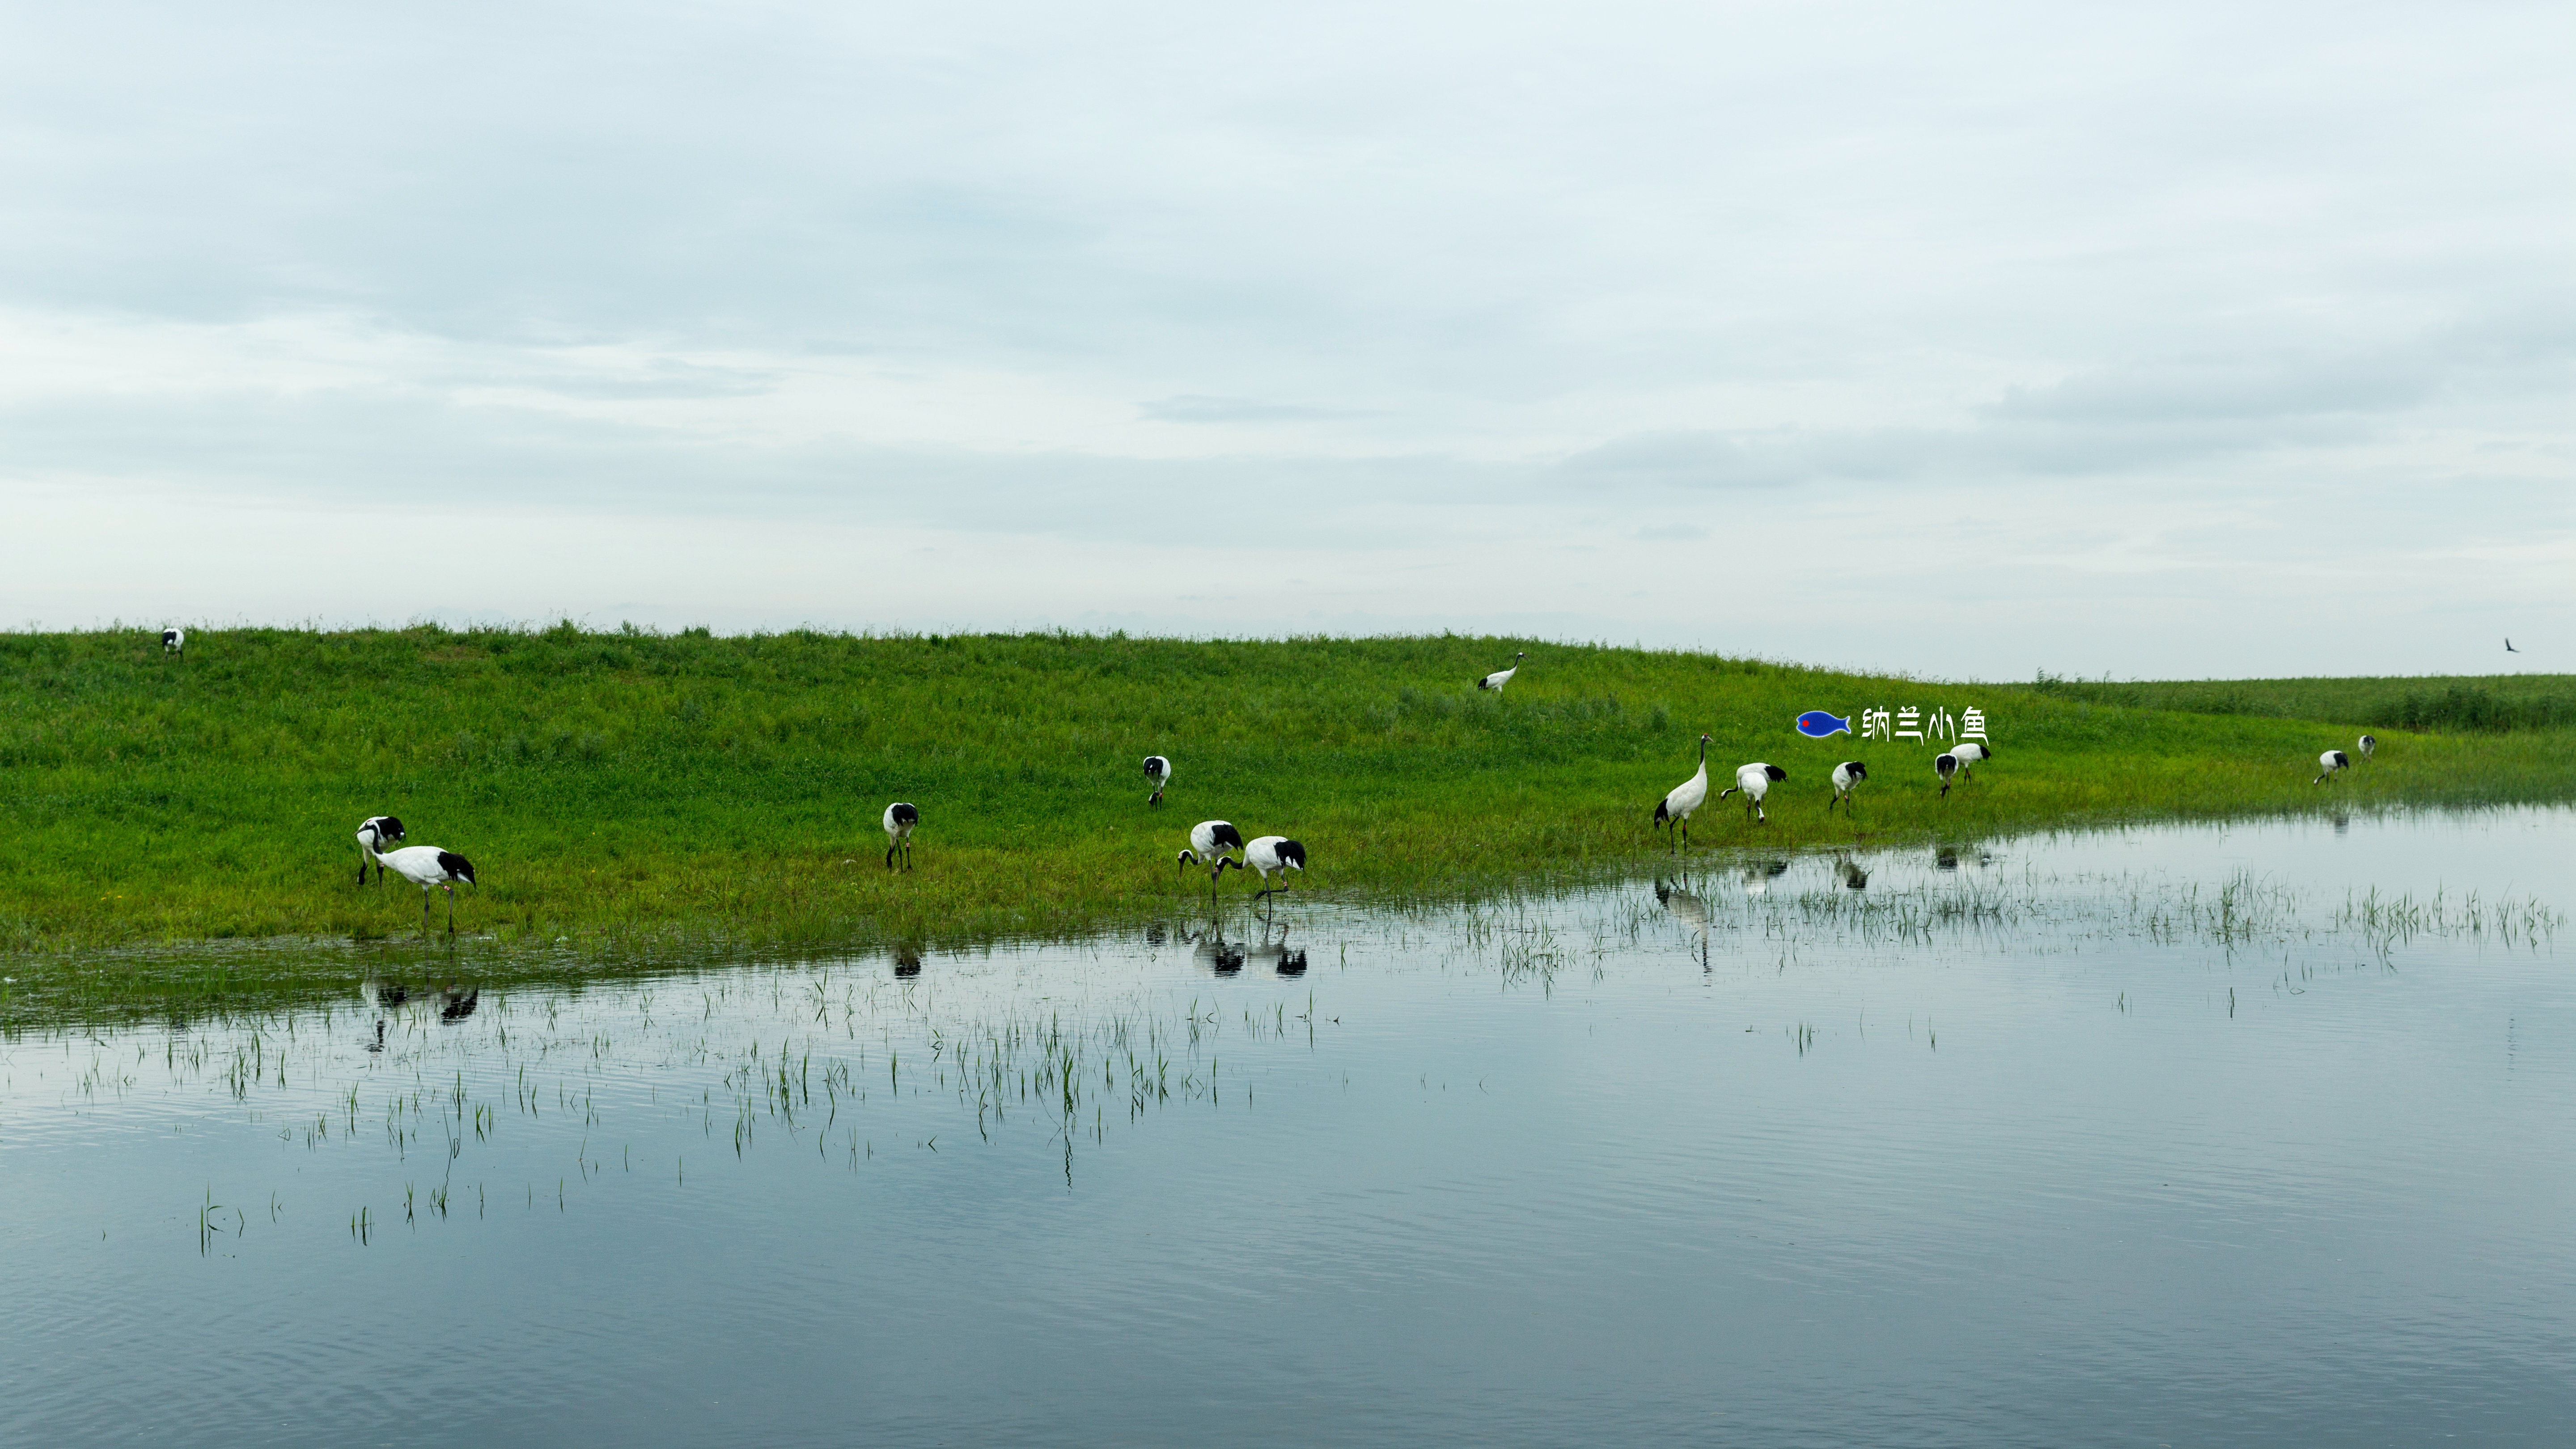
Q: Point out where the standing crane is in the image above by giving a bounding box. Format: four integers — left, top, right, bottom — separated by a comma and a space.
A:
369, 844, 477, 934
1652, 733, 1713, 853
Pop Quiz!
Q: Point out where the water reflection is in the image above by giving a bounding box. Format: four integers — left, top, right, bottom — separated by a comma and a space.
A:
1655, 878, 1711, 969
1247, 924, 1309, 977
359, 977, 482, 1025
4, 810, 2571, 1449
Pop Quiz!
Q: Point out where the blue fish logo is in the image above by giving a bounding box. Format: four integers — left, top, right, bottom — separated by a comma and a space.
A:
1795, 711, 1852, 738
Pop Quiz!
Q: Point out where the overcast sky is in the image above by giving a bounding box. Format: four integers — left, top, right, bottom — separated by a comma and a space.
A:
2, 0, 2565, 679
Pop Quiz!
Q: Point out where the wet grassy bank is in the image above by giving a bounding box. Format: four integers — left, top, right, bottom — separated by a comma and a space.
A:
4, 627, 2568, 976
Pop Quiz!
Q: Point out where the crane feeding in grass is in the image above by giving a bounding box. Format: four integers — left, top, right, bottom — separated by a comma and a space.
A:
161, 627, 184, 655
1828, 761, 1867, 811
2358, 734, 2376, 761
1177, 820, 1245, 884
369, 844, 477, 934
1227, 835, 1307, 899
2313, 750, 2349, 784
1476, 652, 1526, 692
355, 815, 406, 885
1652, 733, 1713, 853
883, 802, 919, 869
1935, 752, 1960, 797
1719, 762, 1788, 823
1142, 755, 1172, 806
1950, 741, 1993, 778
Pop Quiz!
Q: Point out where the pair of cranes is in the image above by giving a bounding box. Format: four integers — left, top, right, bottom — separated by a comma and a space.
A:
1651, 735, 2000, 850
1175, 817, 1307, 899
2314, 733, 2378, 784
1155, 758, 1307, 898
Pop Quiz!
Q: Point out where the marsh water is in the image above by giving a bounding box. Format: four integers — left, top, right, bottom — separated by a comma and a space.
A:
5, 809, 2571, 1447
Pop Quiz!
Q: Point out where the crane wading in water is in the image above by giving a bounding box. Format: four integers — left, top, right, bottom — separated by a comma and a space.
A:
1178, 820, 1246, 887
1223, 835, 1307, 900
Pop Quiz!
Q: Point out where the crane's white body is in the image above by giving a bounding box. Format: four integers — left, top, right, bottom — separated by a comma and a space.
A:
1829, 761, 1867, 810
1950, 741, 1991, 777
356, 815, 406, 885
2357, 734, 2376, 761
161, 627, 184, 655
1240, 835, 1307, 896
1476, 652, 1526, 692
1142, 755, 1172, 806
2314, 750, 2349, 784
883, 802, 918, 869
1652, 734, 1713, 853
1720, 763, 1787, 822
370, 845, 476, 932
1178, 820, 1245, 885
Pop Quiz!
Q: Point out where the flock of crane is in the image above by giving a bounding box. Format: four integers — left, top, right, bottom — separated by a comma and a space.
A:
1646, 731, 1999, 852
329, 649, 2390, 934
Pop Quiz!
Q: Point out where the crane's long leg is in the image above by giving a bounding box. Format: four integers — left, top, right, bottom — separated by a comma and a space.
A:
445, 884, 456, 935
421, 887, 432, 932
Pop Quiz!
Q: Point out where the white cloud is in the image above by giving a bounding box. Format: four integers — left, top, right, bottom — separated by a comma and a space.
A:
0, 0, 2568, 676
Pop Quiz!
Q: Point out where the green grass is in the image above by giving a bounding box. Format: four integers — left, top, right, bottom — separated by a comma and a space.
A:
2007, 670, 2576, 733
3, 626, 2569, 972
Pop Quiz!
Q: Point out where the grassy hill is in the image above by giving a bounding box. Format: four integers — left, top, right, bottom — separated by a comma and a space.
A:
4, 627, 2568, 965
2003, 671, 2576, 733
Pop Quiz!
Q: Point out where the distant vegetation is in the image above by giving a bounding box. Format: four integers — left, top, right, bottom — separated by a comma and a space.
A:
2, 627, 2569, 979
2011, 671, 2576, 733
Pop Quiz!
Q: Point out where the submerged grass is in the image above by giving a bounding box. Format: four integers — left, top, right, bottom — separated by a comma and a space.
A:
4, 627, 2572, 984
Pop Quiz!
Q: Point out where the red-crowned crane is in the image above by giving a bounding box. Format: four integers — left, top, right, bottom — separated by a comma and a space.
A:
883, 803, 919, 869
1652, 733, 1712, 853
2313, 750, 2349, 784
2358, 734, 2376, 761
356, 815, 406, 885
1476, 652, 1526, 692
1719, 762, 1788, 823
369, 844, 477, 933
1229, 835, 1306, 899
1142, 755, 1172, 807
1935, 752, 1960, 797
1177, 820, 1245, 886
1951, 741, 1993, 778
161, 627, 184, 655
1829, 761, 1867, 811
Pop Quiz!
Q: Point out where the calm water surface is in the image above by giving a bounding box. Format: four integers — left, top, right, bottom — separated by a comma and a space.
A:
4, 809, 2571, 1447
